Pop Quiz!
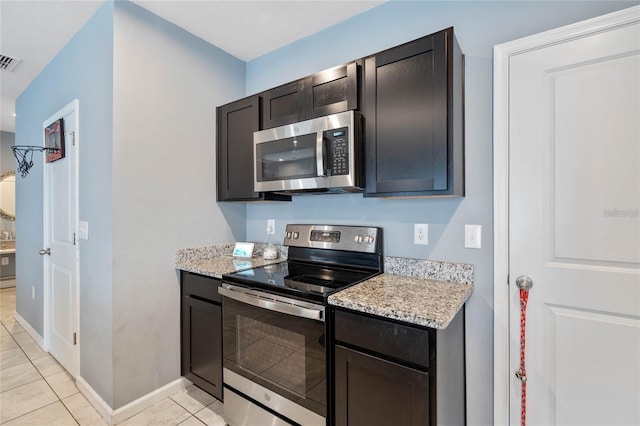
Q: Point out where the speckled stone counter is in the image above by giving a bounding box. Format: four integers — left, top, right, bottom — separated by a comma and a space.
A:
328, 257, 473, 329
175, 243, 285, 279
177, 245, 473, 328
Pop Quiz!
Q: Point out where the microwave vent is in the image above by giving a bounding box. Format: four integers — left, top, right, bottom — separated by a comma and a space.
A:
0, 54, 22, 72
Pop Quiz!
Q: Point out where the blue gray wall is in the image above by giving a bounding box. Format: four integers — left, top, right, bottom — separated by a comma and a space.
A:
15, 0, 246, 409
16, 0, 115, 404
244, 1, 638, 424
111, 1, 245, 408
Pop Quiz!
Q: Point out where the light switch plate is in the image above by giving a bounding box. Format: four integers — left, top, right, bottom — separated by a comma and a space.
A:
78, 221, 89, 240
464, 224, 482, 249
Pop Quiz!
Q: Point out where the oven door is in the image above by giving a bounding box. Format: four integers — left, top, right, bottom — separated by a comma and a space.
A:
220, 284, 326, 426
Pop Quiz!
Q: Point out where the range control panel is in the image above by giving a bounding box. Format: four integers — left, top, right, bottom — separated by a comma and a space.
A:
284, 224, 381, 253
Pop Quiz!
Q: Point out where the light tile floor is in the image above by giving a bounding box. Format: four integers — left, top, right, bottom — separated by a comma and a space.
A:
0, 287, 226, 425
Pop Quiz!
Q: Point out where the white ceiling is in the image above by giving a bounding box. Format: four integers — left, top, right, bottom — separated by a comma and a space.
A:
0, 0, 383, 133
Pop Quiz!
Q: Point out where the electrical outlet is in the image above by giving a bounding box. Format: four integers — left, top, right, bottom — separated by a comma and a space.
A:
465, 224, 482, 249
414, 224, 428, 245
267, 219, 275, 235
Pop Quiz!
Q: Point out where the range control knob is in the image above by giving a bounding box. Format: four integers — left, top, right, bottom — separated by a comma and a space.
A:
354, 235, 364, 244
293, 232, 299, 239
286, 232, 292, 239
364, 235, 375, 244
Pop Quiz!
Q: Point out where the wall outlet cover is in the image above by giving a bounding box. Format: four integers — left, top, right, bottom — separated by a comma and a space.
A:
414, 223, 428, 245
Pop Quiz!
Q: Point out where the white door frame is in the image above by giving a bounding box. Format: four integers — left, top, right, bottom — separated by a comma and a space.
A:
492, 6, 640, 424
42, 99, 80, 377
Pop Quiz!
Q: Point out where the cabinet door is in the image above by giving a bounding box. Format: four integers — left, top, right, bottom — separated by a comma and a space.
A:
363, 28, 463, 197
306, 62, 359, 118
334, 345, 429, 426
262, 80, 306, 129
217, 95, 261, 201
182, 295, 223, 400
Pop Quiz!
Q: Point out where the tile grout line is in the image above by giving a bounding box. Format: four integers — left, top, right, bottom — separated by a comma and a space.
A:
1, 290, 81, 426
168, 395, 208, 426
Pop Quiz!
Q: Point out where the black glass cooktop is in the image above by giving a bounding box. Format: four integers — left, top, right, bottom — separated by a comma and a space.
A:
223, 261, 378, 303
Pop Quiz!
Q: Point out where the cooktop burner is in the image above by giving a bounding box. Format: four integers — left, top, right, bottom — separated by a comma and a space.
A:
226, 261, 377, 302
222, 225, 383, 303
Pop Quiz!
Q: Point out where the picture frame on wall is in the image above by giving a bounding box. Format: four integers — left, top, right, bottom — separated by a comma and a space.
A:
45, 118, 65, 163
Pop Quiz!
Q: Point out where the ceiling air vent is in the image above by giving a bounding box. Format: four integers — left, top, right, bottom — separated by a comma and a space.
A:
0, 54, 22, 72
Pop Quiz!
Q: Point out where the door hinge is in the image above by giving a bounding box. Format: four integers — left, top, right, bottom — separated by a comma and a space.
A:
73, 332, 77, 345
73, 233, 76, 245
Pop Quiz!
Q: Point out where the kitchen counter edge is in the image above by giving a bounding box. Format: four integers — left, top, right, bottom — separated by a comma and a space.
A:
175, 243, 285, 279
175, 246, 473, 329
328, 256, 473, 329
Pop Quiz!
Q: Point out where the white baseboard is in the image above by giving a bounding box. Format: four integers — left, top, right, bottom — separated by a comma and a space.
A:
77, 375, 190, 425
13, 311, 45, 349
76, 376, 114, 425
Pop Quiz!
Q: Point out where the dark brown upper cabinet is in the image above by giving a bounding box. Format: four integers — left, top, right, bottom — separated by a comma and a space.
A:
261, 80, 306, 129
261, 62, 360, 129
363, 27, 464, 197
217, 95, 290, 202
306, 62, 359, 119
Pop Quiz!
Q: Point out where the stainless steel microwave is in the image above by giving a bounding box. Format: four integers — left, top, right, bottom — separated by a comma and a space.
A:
254, 110, 362, 194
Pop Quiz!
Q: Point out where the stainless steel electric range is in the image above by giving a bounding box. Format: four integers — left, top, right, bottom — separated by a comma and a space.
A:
219, 224, 383, 426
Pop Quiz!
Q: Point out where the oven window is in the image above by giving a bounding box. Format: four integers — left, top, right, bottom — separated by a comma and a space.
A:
256, 133, 318, 182
223, 296, 326, 416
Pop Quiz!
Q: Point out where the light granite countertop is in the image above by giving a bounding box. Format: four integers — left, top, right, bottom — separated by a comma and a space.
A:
176, 257, 282, 279
175, 245, 473, 329
175, 243, 284, 279
328, 255, 473, 329
328, 273, 473, 329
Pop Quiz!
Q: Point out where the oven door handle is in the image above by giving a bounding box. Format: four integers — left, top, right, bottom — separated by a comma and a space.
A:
219, 285, 325, 322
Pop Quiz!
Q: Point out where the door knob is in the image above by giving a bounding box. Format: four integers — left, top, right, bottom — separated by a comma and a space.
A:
39, 248, 51, 256
515, 275, 533, 291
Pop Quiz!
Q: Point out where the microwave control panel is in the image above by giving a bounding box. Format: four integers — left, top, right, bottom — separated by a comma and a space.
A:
324, 127, 349, 175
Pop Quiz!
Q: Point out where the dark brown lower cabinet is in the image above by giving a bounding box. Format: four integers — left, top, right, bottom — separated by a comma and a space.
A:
334, 345, 429, 426
181, 272, 222, 400
332, 307, 465, 426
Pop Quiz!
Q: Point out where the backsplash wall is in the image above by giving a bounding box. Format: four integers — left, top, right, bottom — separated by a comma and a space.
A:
244, 2, 636, 424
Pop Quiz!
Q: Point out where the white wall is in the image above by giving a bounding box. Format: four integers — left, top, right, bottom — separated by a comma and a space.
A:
1, 131, 16, 236
1, 131, 15, 172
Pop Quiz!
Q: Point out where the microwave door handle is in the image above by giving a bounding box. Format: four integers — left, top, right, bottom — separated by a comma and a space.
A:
219, 286, 324, 321
316, 132, 327, 177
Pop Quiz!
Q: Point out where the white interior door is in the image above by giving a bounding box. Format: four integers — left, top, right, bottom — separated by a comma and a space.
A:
506, 10, 640, 426
43, 100, 79, 378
